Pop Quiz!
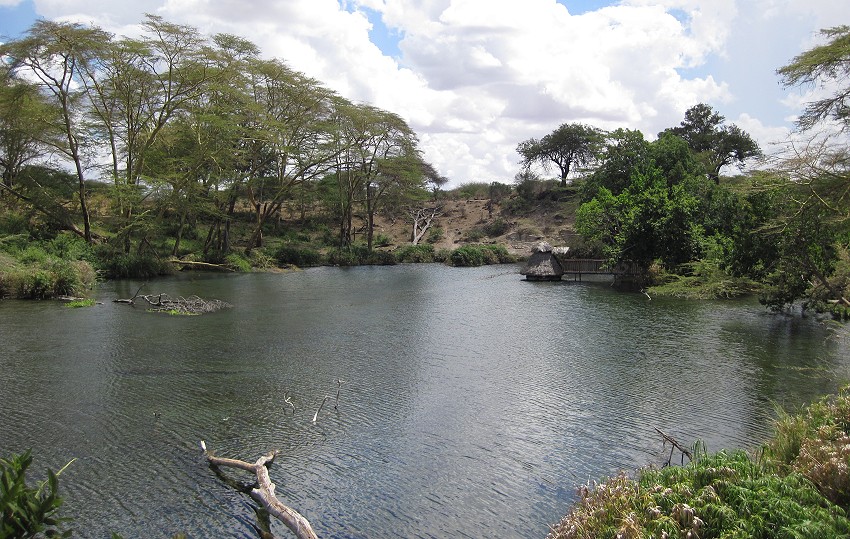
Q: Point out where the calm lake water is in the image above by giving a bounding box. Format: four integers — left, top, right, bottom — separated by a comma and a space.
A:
1, 264, 849, 538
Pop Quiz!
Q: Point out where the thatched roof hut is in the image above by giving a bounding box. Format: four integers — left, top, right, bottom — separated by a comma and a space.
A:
521, 242, 565, 281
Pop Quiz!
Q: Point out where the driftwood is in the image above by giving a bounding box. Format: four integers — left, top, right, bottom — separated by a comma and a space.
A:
169, 258, 235, 272
202, 442, 319, 539
655, 427, 693, 466
114, 284, 231, 314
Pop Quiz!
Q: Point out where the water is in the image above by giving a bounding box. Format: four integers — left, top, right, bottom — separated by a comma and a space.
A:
1, 264, 848, 538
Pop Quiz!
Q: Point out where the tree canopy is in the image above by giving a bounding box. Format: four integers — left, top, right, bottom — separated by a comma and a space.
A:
517, 123, 604, 187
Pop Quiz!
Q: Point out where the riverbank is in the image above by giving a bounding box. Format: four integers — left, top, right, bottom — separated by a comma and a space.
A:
548, 385, 850, 538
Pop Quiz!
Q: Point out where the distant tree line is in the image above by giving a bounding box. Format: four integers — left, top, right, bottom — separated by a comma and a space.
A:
0, 15, 446, 263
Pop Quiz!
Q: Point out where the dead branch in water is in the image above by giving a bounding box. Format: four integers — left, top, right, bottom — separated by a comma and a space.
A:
202, 442, 319, 539
655, 427, 693, 466
113, 284, 231, 314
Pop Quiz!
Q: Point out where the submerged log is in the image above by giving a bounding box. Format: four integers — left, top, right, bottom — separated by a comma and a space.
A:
203, 443, 319, 539
169, 258, 235, 272
113, 284, 231, 314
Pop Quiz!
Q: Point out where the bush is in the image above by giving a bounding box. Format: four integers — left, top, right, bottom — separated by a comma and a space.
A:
394, 244, 435, 263
273, 244, 324, 267
463, 228, 485, 242
549, 385, 850, 539
327, 245, 397, 266
766, 386, 850, 507
426, 227, 444, 244
95, 248, 175, 279
483, 218, 510, 237
449, 244, 515, 267
0, 450, 73, 538
224, 253, 252, 272
548, 450, 850, 539
374, 233, 392, 248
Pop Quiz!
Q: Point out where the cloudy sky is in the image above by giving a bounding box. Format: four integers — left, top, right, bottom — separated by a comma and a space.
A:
0, 0, 844, 186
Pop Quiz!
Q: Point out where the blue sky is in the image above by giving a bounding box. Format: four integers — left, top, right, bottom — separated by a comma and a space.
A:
1, 0, 844, 184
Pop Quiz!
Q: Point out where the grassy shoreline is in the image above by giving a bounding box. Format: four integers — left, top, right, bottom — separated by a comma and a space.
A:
548, 386, 850, 538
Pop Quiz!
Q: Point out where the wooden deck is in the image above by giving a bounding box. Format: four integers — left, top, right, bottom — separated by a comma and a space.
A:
558, 258, 642, 280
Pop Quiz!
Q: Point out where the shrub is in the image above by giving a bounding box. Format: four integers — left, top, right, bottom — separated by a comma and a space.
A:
0, 450, 73, 539
765, 386, 850, 507
95, 248, 175, 279
463, 228, 485, 242
327, 245, 397, 266
449, 244, 515, 267
426, 227, 444, 244
483, 218, 510, 237
394, 244, 435, 263
374, 233, 392, 248
224, 253, 252, 272
548, 451, 850, 539
273, 244, 324, 267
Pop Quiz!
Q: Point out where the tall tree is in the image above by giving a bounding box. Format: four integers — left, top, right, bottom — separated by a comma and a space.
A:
1, 20, 113, 242
661, 103, 761, 183
517, 123, 604, 187
243, 58, 339, 254
0, 68, 52, 190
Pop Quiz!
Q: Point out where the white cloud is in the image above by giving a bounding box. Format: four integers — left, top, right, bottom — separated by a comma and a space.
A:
20, 0, 835, 185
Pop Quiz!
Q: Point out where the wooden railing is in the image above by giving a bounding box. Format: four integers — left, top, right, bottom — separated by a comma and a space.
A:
556, 258, 642, 276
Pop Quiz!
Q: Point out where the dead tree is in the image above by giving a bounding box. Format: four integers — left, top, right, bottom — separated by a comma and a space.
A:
655, 427, 693, 466
202, 442, 319, 539
408, 205, 443, 245
114, 284, 231, 314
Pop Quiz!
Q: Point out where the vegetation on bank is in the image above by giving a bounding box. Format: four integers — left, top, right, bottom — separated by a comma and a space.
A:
548, 385, 850, 539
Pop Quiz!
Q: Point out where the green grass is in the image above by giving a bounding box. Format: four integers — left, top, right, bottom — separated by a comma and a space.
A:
548, 386, 850, 539
65, 298, 96, 308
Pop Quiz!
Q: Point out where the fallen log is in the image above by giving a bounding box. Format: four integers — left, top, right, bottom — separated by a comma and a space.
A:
202, 442, 319, 539
169, 258, 235, 272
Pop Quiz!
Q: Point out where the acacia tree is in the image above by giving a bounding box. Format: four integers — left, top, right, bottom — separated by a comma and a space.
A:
767, 26, 850, 311
517, 123, 604, 186
1, 20, 113, 242
778, 25, 850, 131
0, 68, 53, 190
350, 107, 425, 251
243, 58, 340, 255
81, 15, 215, 252
661, 103, 761, 183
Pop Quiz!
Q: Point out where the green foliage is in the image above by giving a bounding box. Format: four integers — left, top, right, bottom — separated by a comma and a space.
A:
450, 182, 491, 200
374, 233, 392, 248
517, 123, 605, 186
449, 244, 515, 267
394, 244, 435, 263
274, 244, 324, 267
224, 253, 252, 272
777, 25, 850, 130
0, 450, 72, 539
765, 386, 850, 507
549, 451, 850, 539
327, 245, 396, 266
64, 298, 95, 308
426, 226, 444, 244
94, 247, 175, 279
482, 218, 510, 237
0, 252, 95, 299
463, 228, 485, 242
551, 385, 850, 539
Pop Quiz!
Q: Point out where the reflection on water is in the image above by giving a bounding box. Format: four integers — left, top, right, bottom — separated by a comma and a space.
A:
1, 265, 848, 538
